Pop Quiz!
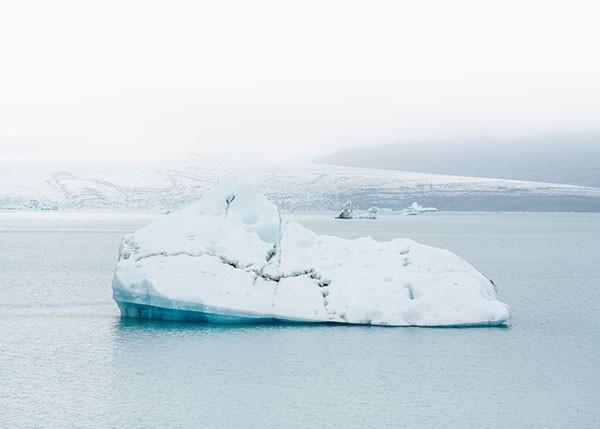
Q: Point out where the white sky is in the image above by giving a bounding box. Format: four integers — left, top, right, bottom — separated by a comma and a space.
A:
1, 0, 599, 160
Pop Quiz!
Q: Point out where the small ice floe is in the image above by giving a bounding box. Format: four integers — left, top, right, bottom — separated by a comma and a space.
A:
335, 200, 354, 219
358, 206, 379, 219
403, 202, 438, 216
335, 202, 378, 219
112, 178, 510, 327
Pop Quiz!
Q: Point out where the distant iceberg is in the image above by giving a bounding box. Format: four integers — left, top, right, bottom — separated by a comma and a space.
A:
335, 202, 378, 219
112, 178, 510, 326
335, 200, 354, 219
404, 202, 438, 215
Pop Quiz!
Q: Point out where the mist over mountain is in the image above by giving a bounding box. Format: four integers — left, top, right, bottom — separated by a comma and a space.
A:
318, 134, 600, 187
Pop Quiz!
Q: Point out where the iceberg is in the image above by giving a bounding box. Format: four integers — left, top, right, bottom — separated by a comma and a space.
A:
335, 200, 354, 219
359, 206, 379, 219
112, 179, 510, 326
335, 202, 378, 219
404, 202, 438, 215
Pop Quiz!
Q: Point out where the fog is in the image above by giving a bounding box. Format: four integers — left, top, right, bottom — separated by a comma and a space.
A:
1, 0, 599, 160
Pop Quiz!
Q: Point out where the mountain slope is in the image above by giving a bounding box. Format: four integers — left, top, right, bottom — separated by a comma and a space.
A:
318, 134, 600, 187
1, 153, 600, 212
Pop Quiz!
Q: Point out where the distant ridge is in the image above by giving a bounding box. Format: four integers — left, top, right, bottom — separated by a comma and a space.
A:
318, 134, 600, 188
2, 154, 600, 212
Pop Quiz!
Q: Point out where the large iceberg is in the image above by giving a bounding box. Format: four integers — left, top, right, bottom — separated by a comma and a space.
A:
112, 179, 510, 326
404, 202, 438, 215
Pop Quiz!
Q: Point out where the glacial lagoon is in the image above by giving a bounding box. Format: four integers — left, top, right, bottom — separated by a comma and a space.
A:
1, 212, 599, 428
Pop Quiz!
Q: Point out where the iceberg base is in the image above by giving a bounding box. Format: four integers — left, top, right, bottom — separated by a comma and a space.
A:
116, 301, 508, 328
116, 301, 314, 324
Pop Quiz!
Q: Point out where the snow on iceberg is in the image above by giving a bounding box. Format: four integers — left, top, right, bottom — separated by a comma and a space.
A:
112, 178, 510, 326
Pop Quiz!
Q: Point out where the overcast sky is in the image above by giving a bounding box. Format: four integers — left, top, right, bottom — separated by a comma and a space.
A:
1, 0, 599, 160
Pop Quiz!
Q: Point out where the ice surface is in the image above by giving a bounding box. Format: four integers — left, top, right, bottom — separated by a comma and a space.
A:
112, 178, 511, 326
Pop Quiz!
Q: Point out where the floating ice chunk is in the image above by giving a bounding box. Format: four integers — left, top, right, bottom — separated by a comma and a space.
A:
112, 177, 510, 326
358, 206, 378, 219
336, 202, 378, 219
335, 200, 354, 219
404, 202, 438, 215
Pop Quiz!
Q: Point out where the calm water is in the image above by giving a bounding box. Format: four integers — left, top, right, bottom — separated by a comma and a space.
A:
1, 212, 599, 428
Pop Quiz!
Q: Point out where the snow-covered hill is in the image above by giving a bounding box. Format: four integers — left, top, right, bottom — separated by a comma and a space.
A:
2, 153, 600, 212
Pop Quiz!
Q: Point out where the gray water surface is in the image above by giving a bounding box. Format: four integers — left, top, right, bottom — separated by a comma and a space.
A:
1, 212, 599, 428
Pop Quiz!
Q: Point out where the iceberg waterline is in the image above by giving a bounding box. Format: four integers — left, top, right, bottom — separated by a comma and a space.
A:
112, 178, 511, 326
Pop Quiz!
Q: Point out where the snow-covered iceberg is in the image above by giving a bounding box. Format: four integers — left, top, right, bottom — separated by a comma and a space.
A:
335, 202, 378, 219
112, 179, 510, 326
